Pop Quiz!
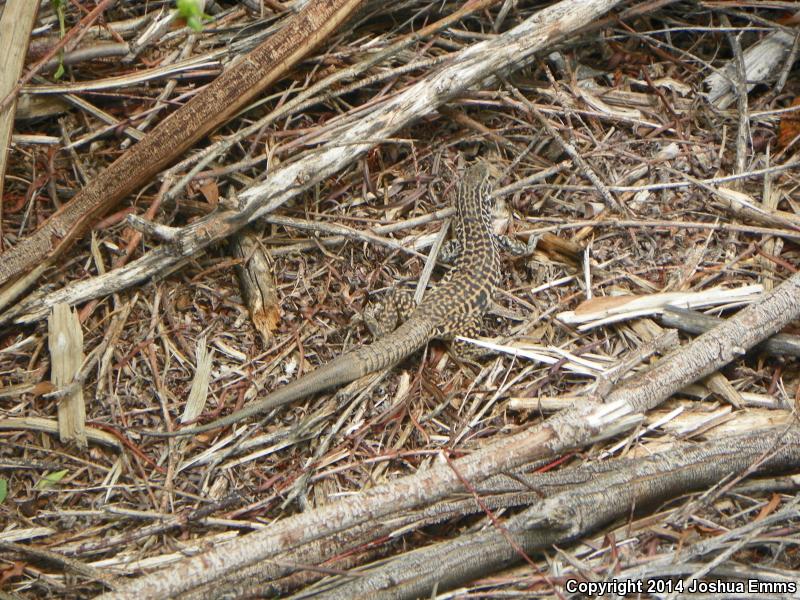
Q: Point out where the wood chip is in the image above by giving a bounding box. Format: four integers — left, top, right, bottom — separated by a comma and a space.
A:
48, 303, 86, 448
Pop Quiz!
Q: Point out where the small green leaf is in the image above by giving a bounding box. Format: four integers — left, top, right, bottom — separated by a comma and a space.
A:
53, 63, 65, 80
177, 0, 209, 32
36, 469, 69, 490
0, 479, 7, 503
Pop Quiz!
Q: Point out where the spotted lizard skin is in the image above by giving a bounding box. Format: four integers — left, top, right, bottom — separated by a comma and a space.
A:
148, 159, 503, 437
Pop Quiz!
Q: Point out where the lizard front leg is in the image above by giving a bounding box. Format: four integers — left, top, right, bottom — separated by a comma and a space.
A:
493, 233, 528, 257
439, 233, 527, 266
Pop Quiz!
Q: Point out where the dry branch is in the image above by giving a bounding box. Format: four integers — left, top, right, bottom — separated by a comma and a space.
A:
312, 426, 800, 599
0, 0, 366, 292
97, 246, 800, 598
176, 423, 800, 598
661, 306, 800, 358
1, 0, 628, 326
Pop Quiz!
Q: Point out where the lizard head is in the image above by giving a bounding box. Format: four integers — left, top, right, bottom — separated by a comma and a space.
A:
462, 159, 498, 227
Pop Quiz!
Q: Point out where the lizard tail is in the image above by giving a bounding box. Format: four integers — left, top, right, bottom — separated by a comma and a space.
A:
142, 355, 362, 437
142, 316, 435, 438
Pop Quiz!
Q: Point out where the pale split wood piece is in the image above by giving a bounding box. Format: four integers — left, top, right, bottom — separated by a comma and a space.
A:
231, 228, 281, 343
48, 302, 86, 448
0, 417, 120, 449
704, 30, 796, 109
181, 335, 214, 424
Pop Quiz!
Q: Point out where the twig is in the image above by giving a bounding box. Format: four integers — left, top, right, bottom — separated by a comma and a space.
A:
0, 540, 119, 590
660, 306, 800, 357
722, 15, 751, 179
773, 29, 800, 95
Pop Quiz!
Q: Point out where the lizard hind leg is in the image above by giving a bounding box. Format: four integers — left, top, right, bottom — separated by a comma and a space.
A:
364, 287, 416, 338
438, 313, 489, 361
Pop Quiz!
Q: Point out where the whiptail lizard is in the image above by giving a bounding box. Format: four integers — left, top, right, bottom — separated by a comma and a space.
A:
146, 159, 507, 437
